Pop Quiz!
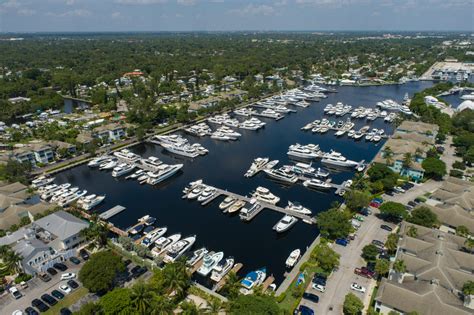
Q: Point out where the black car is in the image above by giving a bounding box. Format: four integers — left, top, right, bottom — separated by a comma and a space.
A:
46, 268, 58, 276
41, 293, 58, 306
25, 307, 40, 315
79, 249, 89, 260
295, 305, 314, 315
380, 224, 393, 232
38, 273, 51, 282
385, 191, 394, 196
53, 263, 68, 271
407, 201, 417, 207
302, 292, 319, 303
67, 279, 79, 289
130, 265, 141, 274
123, 259, 132, 266
372, 239, 385, 248
32, 299, 49, 312
60, 308, 73, 315
51, 289, 65, 300
69, 256, 81, 265
312, 275, 327, 286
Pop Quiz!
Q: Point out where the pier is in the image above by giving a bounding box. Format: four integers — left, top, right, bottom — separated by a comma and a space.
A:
262, 275, 275, 291
252, 112, 285, 120
99, 205, 126, 220
252, 103, 297, 113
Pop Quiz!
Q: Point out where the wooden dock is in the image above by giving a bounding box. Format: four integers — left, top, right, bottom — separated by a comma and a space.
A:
99, 205, 126, 220
189, 258, 204, 274
262, 275, 275, 291
214, 263, 243, 292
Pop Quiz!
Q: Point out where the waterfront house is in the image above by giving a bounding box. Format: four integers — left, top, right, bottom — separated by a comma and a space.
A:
12, 142, 55, 165
375, 222, 474, 315
92, 123, 126, 142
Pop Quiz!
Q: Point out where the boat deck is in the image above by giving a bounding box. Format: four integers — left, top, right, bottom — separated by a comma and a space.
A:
99, 205, 126, 220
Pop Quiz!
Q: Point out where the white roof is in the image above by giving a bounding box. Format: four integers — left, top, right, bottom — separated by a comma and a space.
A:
457, 100, 474, 112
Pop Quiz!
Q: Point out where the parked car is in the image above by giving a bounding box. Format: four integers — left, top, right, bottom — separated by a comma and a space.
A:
60, 308, 72, 315
69, 257, 81, 265
53, 263, 68, 271
67, 280, 79, 289
360, 208, 372, 216
393, 186, 405, 193
351, 219, 361, 229
9, 287, 22, 299
353, 215, 364, 222
335, 238, 348, 246
59, 284, 72, 294
350, 282, 366, 293
312, 276, 326, 286
354, 267, 375, 279
295, 305, 314, 315
38, 273, 51, 282
123, 259, 132, 266
41, 294, 57, 306
407, 201, 417, 207
369, 201, 381, 208
380, 224, 393, 232
60, 273, 76, 280
32, 299, 49, 312
302, 292, 319, 303
311, 283, 326, 293
47, 268, 57, 276
372, 197, 383, 203
385, 191, 394, 196
79, 249, 89, 260
372, 239, 385, 248
24, 307, 39, 315
51, 290, 65, 300
19, 281, 28, 289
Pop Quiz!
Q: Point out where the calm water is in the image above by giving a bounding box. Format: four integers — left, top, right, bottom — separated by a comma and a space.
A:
55, 81, 432, 285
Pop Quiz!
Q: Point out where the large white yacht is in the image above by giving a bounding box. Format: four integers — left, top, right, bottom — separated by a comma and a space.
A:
152, 233, 181, 256
146, 163, 183, 185
139, 156, 162, 171
210, 257, 234, 282
234, 108, 257, 117
87, 155, 111, 168
113, 149, 140, 163
141, 227, 167, 247
273, 215, 298, 233
197, 252, 224, 276
99, 158, 118, 170
153, 134, 188, 146
197, 186, 216, 202
303, 178, 332, 190
285, 249, 301, 268
252, 186, 280, 204
244, 157, 269, 177
321, 150, 359, 168
161, 143, 200, 158
187, 247, 208, 266
112, 163, 135, 177
80, 194, 106, 211
163, 235, 196, 263
287, 144, 321, 159
239, 198, 261, 220
263, 168, 298, 184
285, 201, 312, 215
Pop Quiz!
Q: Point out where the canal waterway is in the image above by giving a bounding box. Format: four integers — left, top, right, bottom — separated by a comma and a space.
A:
54, 81, 433, 286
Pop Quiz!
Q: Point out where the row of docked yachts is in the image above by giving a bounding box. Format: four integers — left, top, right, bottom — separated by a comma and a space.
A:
376, 99, 413, 115
208, 113, 267, 131
302, 118, 385, 142
150, 134, 208, 158
38, 182, 105, 210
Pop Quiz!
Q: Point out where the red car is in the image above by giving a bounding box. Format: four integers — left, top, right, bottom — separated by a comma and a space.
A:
369, 202, 381, 208
354, 267, 375, 279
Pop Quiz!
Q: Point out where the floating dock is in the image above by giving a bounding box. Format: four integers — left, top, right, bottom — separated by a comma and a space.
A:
262, 275, 275, 291
99, 205, 126, 220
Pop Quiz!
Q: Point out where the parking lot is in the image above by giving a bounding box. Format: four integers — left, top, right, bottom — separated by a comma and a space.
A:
298, 208, 395, 314
0, 258, 85, 315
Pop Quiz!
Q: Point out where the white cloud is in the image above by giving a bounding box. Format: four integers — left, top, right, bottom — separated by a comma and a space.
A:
229, 4, 276, 16
177, 0, 196, 5
111, 11, 122, 18
114, 0, 168, 4
17, 8, 36, 16
47, 9, 91, 17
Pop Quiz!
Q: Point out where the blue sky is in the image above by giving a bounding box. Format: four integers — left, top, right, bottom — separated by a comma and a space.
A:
0, 0, 472, 32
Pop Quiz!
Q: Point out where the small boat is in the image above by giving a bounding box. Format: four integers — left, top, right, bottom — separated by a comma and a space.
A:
219, 196, 236, 210
285, 249, 301, 268
303, 178, 332, 190
210, 257, 234, 282
273, 215, 298, 233
227, 200, 246, 213
129, 223, 145, 235
240, 268, 266, 294
141, 227, 167, 247
163, 235, 196, 263
197, 251, 224, 276
285, 201, 312, 215
187, 186, 204, 199
197, 187, 216, 202
139, 215, 157, 226
187, 247, 208, 266
152, 234, 181, 256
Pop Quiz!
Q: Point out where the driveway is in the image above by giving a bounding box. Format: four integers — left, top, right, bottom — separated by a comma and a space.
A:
383, 180, 442, 205
0, 259, 84, 314
299, 210, 394, 314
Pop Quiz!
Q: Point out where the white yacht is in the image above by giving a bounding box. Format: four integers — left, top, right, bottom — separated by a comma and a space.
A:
273, 215, 298, 233
211, 132, 233, 141
228, 200, 246, 214
80, 195, 106, 211
263, 168, 298, 184
187, 185, 204, 199
197, 251, 224, 276
223, 119, 240, 128
141, 227, 167, 247
219, 196, 236, 210
88, 155, 112, 168
285, 201, 312, 215
287, 143, 321, 159
163, 235, 196, 263
259, 109, 283, 119
161, 143, 200, 158
234, 108, 256, 117
239, 198, 261, 220
244, 157, 269, 177
146, 164, 183, 185
321, 150, 359, 168
197, 187, 216, 202
210, 257, 234, 282
113, 149, 140, 163
252, 186, 280, 205
303, 178, 332, 190
240, 268, 266, 295
112, 163, 135, 177
217, 126, 241, 138
31, 175, 55, 188
187, 247, 208, 266
182, 179, 203, 195
190, 143, 209, 155
154, 134, 188, 146
99, 158, 118, 170
285, 249, 301, 268
152, 233, 181, 256
58, 190, 87, 207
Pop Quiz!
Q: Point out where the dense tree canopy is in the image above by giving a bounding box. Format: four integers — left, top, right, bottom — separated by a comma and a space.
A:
317, 209, 352, 239
422, 157, 446, 180
343, 293, 364, 315
310, 242, 340, 273
78, 250, 125, 293
229, 294, 280, 314
379, 201, 408, 222
407, 206, 438, 227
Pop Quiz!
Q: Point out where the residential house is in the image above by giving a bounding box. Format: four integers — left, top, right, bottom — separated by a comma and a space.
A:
92, 123, 126, 142
375, 222, 474, 315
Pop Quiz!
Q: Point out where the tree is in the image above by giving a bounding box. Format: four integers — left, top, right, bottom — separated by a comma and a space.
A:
75, 302, 102, 315
375, 259, 390, 277
462, 281, 474, 296
383, 146, 394, 165
150, 259, 190, 298
361, 244, 379, 262
385, 233, 399, 255
99, 288, 133, 314
422, 157, 446, 180
367, 163, 398, 192
407, 226, 418, 237
0, 159, 32, 185
402, 152, 413, 168
464, 238, 474, 253
229, 295, 280, 314
130, 281, 156, 315
205, 299, 223, 315
393, 259, 406, 273
80, 215, 109, 249
343, 189, 371, 211
220, 271, 241, 299
316, 209, 352, 240
311, 242, 340, 273
0, 246, 22, 275
79, 250, 125, 293
407, 206, 438, 227
343, 293, 363, 315
379, 201, 407, 222
455, 225, 470, 237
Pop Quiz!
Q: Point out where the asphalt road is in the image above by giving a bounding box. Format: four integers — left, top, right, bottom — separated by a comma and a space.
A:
299, 210, 394, 314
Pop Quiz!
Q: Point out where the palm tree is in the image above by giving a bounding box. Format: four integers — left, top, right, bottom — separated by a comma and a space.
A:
464, 238, 474, 254
3, 250, 22, 275
407, 226, 418, 237
383, 146, 394, 165
180, 300, 202, 315
393, 259, 406, 273
205, 299, 222, 314
402, 152, 413, 168
151, 296, 175, 315
414, 147, 423, 159
131, 281, 156, 315
161, 261, 190, 298
220, 271, 240, 299
385, 234, 399, 255
80, 216, 108, 249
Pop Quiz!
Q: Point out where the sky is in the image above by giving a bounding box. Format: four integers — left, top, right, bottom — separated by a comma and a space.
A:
0, 0, 473, 33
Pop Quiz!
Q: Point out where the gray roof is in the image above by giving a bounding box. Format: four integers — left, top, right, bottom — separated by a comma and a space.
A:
12, 238, 50, 261
33, 210, 88, 241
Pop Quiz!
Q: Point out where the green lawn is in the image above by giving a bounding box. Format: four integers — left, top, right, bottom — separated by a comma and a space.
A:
43, 287, 88, 315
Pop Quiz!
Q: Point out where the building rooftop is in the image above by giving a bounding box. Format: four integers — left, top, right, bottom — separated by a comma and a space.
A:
397, 120, 439, 135
33, 210, 88, 241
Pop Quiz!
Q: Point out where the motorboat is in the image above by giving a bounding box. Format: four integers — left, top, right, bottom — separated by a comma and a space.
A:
187, 185, 204, 199
244, 157, 269, 177
211, 131, 233, 141
285, 201, 312, 215
190, 143, 208, 155
187, 247, 208, 266
153, 134, 188, 146
240, 268, 266, 294
139, 156, 163, 171
128, 223, 145, 235
239, 198, 261, 220
152, 233, 181, 256
227, 200, 246, 213
197, 187, 216, 202
303, 178, 332, 190
112, 163, 135, 177
219, 196, 236, 210
285, 249, 301, 268
88, 155, 112, 168
287, 143, 321, 159
139, 215, 156, 226
141, 227, 167, 247
210, 257, 234, 282
273, 215, 298, 233
99, 158, 118, 170
146, 163, 183, 185
161, 142, 200, 158
31, 175, 55, 188
127, 169, 145, 180
321, 150, 359, 168
197, 251, 224, 276
252, 186, 280, 205
80, 195, 106, 211
113, 149, 140, 163
182, 179, 203, 195
163, 235, 196, 263
263, 168, 298, 184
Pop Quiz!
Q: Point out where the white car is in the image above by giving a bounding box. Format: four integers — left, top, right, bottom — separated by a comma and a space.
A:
60, 272, 76, 280
12, 311, 23, 315
350, 282, 366, 293
59, 284, 72, 294
9, 287, 22, 299
312, 283, 326, 293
